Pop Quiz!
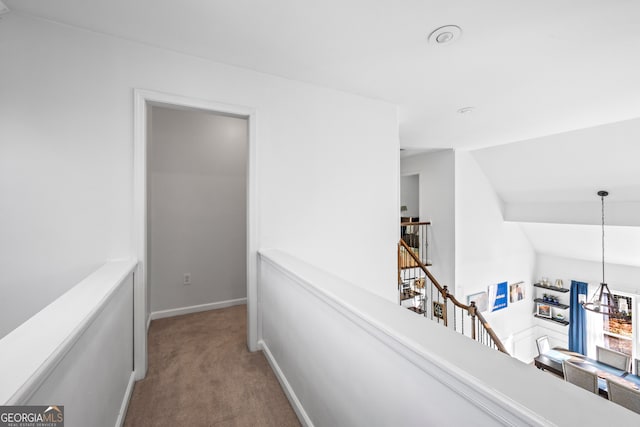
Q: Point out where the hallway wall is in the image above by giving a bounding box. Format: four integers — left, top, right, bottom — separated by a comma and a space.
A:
258, 249, 640, 426
0, 13, 399, 337
149, 107, 247, 313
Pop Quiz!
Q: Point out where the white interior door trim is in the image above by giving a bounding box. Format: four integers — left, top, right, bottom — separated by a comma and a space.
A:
133, 89, 259, 380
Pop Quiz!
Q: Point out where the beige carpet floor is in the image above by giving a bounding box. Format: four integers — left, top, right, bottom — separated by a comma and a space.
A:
124, 305, 300, 427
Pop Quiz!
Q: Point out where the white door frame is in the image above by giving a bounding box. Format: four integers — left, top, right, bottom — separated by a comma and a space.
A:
133, 89, 259, 379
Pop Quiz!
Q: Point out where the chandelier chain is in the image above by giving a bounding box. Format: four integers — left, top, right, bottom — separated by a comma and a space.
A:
601, 192, 605, 284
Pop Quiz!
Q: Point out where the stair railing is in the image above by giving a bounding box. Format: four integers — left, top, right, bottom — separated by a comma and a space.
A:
398, 238, 508, 355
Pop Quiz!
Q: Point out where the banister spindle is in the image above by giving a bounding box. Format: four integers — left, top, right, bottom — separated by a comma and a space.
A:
397, 235, 509, 355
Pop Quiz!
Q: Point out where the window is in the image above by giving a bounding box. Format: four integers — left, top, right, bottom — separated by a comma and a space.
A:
602, 292, 635, 363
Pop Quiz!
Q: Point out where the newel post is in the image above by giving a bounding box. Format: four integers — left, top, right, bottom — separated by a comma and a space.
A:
442, 286, 449, 327
469, 301, 477, 340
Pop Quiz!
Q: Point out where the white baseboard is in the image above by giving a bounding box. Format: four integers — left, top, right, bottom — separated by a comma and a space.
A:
149, 298, 247, 321
259, 340, 313, 427
115, 372, 136, 427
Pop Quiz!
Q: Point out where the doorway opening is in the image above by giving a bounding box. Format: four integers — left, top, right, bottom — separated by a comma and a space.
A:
400, 174, 419, 222
133, 90, 258, 379
147, 105, 248, 318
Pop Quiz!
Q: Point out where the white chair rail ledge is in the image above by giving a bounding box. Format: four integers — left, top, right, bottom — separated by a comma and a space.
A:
257, 249, 638, 426
0, 260, 137, 427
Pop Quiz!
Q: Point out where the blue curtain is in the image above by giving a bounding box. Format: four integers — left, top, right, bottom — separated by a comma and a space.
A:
569, 280, 588, 354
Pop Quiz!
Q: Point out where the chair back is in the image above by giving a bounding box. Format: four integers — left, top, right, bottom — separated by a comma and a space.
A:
536, 336, 550, 356
596, 346, 630, 372
606, 379, 640, 414
563, 361, 598, 394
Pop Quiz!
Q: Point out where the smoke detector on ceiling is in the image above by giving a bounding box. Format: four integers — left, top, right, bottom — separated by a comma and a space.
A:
428, 25, 462, 45
0, 1, 10, 16
457, 107, 475, 114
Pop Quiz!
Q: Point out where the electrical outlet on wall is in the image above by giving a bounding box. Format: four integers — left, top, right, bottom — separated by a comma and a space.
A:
183, 273, 191, 286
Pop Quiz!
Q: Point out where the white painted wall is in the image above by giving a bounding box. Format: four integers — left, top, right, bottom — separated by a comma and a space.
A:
519, 222, 640, 268
0, 11, 399, 336
455, 151, 536, 360
401, 150, 455, 289
259, 250, 639, 426
536, 254, 640, 297
400, 174, 419, 217
149, 106, 247, 313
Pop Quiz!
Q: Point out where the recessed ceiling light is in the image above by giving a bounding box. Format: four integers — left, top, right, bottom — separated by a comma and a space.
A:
428, 25, 462, 45
457, 107, 474, 114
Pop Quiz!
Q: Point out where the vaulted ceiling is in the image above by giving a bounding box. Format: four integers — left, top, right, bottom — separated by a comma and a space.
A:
471, 117, 640, 267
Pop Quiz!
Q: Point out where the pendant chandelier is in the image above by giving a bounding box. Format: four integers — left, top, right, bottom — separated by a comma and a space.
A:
580, 190, 624, 317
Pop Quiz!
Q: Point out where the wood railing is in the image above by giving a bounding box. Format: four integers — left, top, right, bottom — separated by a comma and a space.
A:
398, 238, 508, 354
399, 221, 430, 269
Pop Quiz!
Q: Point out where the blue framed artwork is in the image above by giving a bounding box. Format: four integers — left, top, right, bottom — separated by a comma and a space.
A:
488, 281, 508, 312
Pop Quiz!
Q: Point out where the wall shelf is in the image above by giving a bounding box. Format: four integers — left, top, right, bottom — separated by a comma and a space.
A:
533, 298, 570, 309
400, 289, 421, 301
533, 283, 570, 293
407, 306, 425, 315
534, 314, 569, 326
533, 281, 570, 328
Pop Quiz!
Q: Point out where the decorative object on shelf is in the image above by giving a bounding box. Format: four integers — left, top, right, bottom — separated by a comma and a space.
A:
534, 298, 570, 309
537, 304, 552, 318
554, 279, 564, 289
534, 278, 571, 325
581, 191, 625, 318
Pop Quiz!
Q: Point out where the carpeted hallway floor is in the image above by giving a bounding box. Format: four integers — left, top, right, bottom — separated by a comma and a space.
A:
124, 305, 300, 427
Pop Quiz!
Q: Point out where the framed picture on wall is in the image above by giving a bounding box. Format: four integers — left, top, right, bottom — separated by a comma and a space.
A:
466, 291, 488, 313
488, 281, 508, 312
509, 282, 525, 303
536, 304, 552, 318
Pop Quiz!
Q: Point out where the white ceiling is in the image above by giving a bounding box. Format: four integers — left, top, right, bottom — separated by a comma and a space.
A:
5, 0, 640, 150
6, 0, 640, 267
